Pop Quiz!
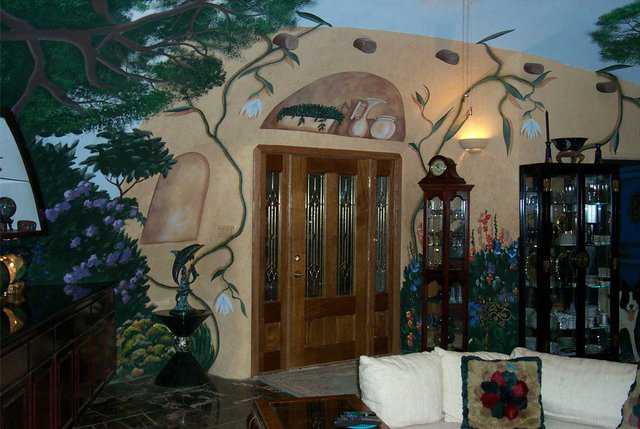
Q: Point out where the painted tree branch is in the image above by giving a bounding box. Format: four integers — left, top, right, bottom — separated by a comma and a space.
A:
0, 1, 256, 115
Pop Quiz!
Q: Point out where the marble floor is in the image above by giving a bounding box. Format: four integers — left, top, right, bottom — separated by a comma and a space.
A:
74, 376, 289, 429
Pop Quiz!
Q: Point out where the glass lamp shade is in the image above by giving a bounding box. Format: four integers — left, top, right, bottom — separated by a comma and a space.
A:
0, 109, 46, 237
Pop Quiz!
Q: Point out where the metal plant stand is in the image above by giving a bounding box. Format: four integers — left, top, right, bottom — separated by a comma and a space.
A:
154, 308, 211, 387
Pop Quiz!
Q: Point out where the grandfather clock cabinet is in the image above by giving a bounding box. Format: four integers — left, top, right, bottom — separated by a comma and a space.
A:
420, 155, 473, 351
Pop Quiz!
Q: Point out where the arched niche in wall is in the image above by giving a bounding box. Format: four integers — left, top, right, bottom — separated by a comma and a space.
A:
261, 71, 405, 141
140, 152, 209, 244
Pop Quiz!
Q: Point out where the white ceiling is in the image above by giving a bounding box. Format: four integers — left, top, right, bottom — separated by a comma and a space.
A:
306, 0, 639, 84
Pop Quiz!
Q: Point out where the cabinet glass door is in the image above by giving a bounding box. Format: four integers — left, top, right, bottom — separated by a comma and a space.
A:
522, 174, 540, 350
550, 175, 578, 356
584, 174, 613, 356
425, 197, 443, 268
449, 194, 467, 261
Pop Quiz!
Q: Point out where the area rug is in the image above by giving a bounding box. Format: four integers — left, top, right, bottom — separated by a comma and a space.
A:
255, 360, 359, 397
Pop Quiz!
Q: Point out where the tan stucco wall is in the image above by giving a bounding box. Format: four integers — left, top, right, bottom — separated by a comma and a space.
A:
126, 27, 640, 379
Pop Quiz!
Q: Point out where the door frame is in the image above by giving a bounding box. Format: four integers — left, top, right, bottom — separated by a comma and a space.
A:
251, 145, 402, 375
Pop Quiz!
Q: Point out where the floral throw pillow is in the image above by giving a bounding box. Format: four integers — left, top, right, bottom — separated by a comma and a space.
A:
618, 366, 640, 429
461, 356, 544, 429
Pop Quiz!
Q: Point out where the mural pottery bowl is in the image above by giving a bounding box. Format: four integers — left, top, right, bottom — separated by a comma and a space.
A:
551, 137, 588, 152
370, 115, 397, 140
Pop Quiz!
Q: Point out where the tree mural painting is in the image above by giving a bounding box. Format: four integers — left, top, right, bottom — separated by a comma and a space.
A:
591, 1, 640, 67
0, 1, 322, 377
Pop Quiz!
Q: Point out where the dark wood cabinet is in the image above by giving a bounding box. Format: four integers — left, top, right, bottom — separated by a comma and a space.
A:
419, 156, 473, 351
518, 163, 627, 360
0, 286, 115, 429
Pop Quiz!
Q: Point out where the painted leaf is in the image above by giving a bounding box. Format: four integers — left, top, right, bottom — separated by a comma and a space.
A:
171, 244, 204, 284
240, 301, 247, 317
285, 49, 300, 65
532, 71, 551, 87
164, 106, 193, 113
443, 113, 469, 143
408, 142, 419, 152
632, 98, 640, 108
534, 101, 546, 110
536, 76, 557, 89
476, 29, 515, 45
507, 93, 523, 110
431, 107, 453, 135
211, 268, 225, 281
612, 131, 620, 153
502, 81, 525, 100
597, 64, 632, 73
296, 11, 332, 27
255, 73, 274, 94
502, 116, 512, 154
415, 92, 427, 107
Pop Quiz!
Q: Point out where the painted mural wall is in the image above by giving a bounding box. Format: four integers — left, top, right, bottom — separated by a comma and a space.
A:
3, 3, 639, 379
133, 28, 639, 376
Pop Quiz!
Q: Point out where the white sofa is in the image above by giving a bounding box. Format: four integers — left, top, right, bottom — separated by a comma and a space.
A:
359, 347, 637, 429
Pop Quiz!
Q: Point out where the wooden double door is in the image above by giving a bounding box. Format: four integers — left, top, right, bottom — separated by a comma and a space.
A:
252, 146, 401, 374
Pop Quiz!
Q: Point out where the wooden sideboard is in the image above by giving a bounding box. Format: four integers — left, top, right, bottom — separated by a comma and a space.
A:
0, 284, 116, 429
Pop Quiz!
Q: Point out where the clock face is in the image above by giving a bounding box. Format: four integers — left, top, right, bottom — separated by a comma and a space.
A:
430, 159, 447, 176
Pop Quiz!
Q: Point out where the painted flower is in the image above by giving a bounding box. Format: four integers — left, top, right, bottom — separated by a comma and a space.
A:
84, 225, 98, 237
112, 219, 125, 230
87, 254, 100, 268
521, 115, 542, 140
214, 293, 234, 315
55, 201, 71, 212
93, 198, 108, 209
240, 97, 262, 119
469, 301, 482, 327
103, 216, 114, 226
105, 251, 121, 266
70, 237, 81, 248
119, 247, 132, 263
45, 208, 59, 222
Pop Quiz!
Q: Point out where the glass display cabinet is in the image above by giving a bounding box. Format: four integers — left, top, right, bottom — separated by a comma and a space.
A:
419, 155, 473, 351
519, 163, 620, 360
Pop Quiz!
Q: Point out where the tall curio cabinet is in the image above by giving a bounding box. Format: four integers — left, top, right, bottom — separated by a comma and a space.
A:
420, 155, 473, 351
519, 163, 620, 360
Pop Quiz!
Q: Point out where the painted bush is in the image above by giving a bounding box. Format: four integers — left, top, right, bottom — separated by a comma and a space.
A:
400, 255, 423, 353
468, 212, 519, 354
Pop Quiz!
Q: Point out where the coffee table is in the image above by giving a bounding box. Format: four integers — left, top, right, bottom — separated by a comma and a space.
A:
247, 394, 389, 429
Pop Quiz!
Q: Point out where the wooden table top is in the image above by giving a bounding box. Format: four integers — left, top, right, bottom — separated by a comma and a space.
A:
248, 394, 389, 429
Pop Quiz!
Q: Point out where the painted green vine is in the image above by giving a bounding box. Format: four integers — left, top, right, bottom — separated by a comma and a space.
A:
408, 29, 551, 253
580, 64, 640, 153
147, 12, 331, 365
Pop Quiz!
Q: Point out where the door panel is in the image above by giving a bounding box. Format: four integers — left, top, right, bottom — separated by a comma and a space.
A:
253, 147, 400, 373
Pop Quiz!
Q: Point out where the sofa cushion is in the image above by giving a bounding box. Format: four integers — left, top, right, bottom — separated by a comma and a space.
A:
434, 347, 509, 422
359, 352, 442, 428
618, 366, 640, 428
461, 356, 543, 428
511, 347, 636, 428
398, 416, 606, 429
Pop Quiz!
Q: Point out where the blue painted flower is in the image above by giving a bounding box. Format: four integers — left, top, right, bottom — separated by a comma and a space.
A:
83, 199, 93, 208
87, 254, 100, 268
240, 97, 263, 119
64, 273, 76, 284
103, 216, 114, 226
128, 207, 138, 218
487, 262, 496, 275
70, 237, 81, 248
93, 198, 108, 209
106, 200, 116, 210
112, 219, 125, 230
120, 290, 130, 304
45, 208, 59, 222
469, 301, 482, 327
105, 251, 121, 266
214, 293, 234, 315
84, 225, 98, 237
55, 201, 71, 212
506, 246, 518, 265
119, 248, 132, 263
115, 204, 124, 212
493, 239, 502, 255
521, 114, 542, 140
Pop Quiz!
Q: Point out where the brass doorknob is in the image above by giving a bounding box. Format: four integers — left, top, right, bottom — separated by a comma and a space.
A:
294, 254, 301, 262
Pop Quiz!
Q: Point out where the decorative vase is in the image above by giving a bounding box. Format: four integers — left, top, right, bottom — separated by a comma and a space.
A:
370, 115, 397, 140
348, 98, 385, 138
